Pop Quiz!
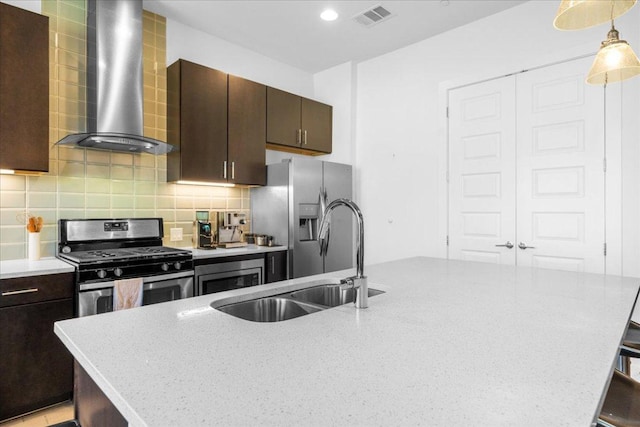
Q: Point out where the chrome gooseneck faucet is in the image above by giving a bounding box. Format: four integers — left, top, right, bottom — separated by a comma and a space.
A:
318, 198, 368, 309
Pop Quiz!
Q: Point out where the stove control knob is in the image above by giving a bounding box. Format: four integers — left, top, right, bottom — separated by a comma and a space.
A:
174, 262, 182, 270
97, 270, 107, 279
161, 263, 170, 272
114, 268, 123, 277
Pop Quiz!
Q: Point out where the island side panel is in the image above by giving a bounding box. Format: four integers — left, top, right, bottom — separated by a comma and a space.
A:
75, 362, 127, 427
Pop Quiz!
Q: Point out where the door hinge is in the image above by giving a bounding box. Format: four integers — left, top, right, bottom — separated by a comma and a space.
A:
446, 170, 450, 183
604, 243, 607, 256
446, 235, 449, 246
446, 106, 449, 118
603, 158, 607, 173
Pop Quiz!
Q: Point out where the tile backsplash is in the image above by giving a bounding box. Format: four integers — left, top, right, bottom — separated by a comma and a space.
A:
0, 2, 250, 261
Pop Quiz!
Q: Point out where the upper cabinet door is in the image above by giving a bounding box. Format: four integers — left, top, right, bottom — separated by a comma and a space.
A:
301, 98, 332, 154
228, 75, 266, 186
266, 87, 301, 148
0, 3, 49, 173
167, 60, 228, 183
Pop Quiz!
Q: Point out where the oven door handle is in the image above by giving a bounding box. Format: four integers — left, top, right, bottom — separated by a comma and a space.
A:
79, 271, 194, 291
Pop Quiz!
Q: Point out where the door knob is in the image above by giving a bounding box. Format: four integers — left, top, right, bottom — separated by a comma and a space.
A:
495, 241, 514, 249
518, 242, 535, 250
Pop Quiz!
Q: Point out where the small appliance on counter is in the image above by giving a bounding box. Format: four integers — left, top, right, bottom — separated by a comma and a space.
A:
214, 211, 248, 248
193, 211, 215, 249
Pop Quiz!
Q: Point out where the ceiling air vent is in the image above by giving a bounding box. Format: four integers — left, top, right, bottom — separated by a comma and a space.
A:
353, 5, 394, 27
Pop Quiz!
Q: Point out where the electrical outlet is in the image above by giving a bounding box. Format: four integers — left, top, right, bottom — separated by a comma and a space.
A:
170, 228, 183, 242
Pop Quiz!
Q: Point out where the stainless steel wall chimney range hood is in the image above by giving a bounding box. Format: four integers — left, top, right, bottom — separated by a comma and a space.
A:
55, 0, 175, 155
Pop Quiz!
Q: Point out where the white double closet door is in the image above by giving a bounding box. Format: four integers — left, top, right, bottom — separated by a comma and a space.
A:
448, 57, 607, 274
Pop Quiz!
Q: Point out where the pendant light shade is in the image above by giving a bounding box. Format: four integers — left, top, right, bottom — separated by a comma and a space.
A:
586, 26, 640, 84
554, 0, 636, 30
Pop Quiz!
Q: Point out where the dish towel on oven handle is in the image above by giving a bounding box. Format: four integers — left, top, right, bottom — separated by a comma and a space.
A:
113, 277, 144, 311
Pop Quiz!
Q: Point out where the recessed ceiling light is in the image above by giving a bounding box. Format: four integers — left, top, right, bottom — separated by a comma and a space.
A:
320, 9, 338, 21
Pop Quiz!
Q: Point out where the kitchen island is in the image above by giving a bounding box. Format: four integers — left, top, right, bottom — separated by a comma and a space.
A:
54, 257, 639, 426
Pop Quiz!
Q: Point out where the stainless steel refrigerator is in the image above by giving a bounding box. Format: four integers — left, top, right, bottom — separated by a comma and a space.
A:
251, 158, 353, 279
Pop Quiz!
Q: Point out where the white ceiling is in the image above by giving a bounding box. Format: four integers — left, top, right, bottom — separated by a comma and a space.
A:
142, 0, 530, 73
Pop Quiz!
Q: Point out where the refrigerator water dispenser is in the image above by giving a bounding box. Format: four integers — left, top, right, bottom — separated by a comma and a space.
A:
298, 203, 319, 241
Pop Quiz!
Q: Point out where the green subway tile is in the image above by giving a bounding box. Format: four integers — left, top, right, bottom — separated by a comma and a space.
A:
0, 176, 26, 192
0, 226, 26, 245
211, 198, 226, 209
227, 198, 242, 209
1, 192, 26, 209
111, 152, 134, 166
135, 153, 155, 168
58, 160, 85, 177
58, 146, 85, 162
156, 182, 175, 196
86, 149, 111, 164
58, 176, 85, 193
58, 209, 85, 220
111, 180, 133, 194
0, 243, 25, 261
135, 167, 155, 182
85, 178, 110, 193
135, 181, 156, 196
28, 175, 57, 192
111, 166, 134, 181
28, 192, 57, 209
157, 210, 175, 223
135, 209, 155, 218
194, 199, 210, 211
56, 33, 85, 55
175, 210, 193, 222
57, 2, 85, 25
156, 155, 167, 170
86, 194, 110, 209
156, 196, 174, 209
40, 225, 56, 242
86, 164, 110, 179
176, 197, 193, 210
112, 209, 135, 218
40, 241, 56, 258
156, 168, 167, 182
0, 209, 24, 227
59, 193, 85, 208
111, 195, 134, 209
86, 210, 110, 219
134, 196, 155, 209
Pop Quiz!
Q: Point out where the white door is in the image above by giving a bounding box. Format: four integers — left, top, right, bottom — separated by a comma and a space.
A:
448, 76, 517, 264
448, 57, 606, 274
515, 57, 605, 273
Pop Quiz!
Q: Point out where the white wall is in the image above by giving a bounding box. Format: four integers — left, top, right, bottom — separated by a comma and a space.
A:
355, 0, 640, 274
2, 0, 39, 13
166, 19, 313, 97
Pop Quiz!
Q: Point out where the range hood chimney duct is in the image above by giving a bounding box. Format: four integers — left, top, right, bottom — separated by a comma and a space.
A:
55, 0, 175, 155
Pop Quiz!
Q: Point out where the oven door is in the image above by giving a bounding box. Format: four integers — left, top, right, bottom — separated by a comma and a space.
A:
196, 258, 264, 296
78, 271, 194, 317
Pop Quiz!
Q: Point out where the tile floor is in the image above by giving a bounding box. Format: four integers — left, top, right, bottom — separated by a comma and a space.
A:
0, 402, 74, 427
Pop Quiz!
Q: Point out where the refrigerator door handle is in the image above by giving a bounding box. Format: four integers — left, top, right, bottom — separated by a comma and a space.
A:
319, 187, 330, 256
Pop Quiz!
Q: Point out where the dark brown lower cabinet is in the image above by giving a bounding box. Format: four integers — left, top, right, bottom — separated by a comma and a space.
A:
0, 296, 73, 421
75, 362, 127, 427
265, 250, 287, 283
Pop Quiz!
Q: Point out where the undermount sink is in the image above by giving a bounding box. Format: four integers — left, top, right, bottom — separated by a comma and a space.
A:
290, 284, 385, 308
216, 297, 322, 322
214, 283, 385, 322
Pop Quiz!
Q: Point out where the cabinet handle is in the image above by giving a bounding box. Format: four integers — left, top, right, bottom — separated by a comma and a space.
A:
2, 288, 39, 296
303, 130, 308, 145
271, 255, 275, 275
296, 129, 301, 145
223, 161, 227, 179
231, 161, 235, 180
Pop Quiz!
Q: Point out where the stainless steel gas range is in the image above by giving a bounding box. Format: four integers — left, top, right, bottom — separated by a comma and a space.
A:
57, 218, 194, 317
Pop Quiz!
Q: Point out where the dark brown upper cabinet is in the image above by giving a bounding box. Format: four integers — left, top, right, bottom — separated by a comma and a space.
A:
0, 3, 49, 173
228, 75, 266, 186
266, 87, 332, 155
167, 59, 228, 183
167, 60, 266, 186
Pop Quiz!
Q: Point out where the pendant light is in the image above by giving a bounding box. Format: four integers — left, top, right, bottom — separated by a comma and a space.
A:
586, 23, 640, 84
554, 0, 636, 30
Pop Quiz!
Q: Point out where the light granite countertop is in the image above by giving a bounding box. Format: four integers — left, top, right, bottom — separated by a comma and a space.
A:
54, 257, 639, 426
0, 257, 75, 280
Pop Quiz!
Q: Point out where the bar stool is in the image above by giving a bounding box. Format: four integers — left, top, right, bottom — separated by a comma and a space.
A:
597, 370, 640, 427
619, 321, 640, 375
